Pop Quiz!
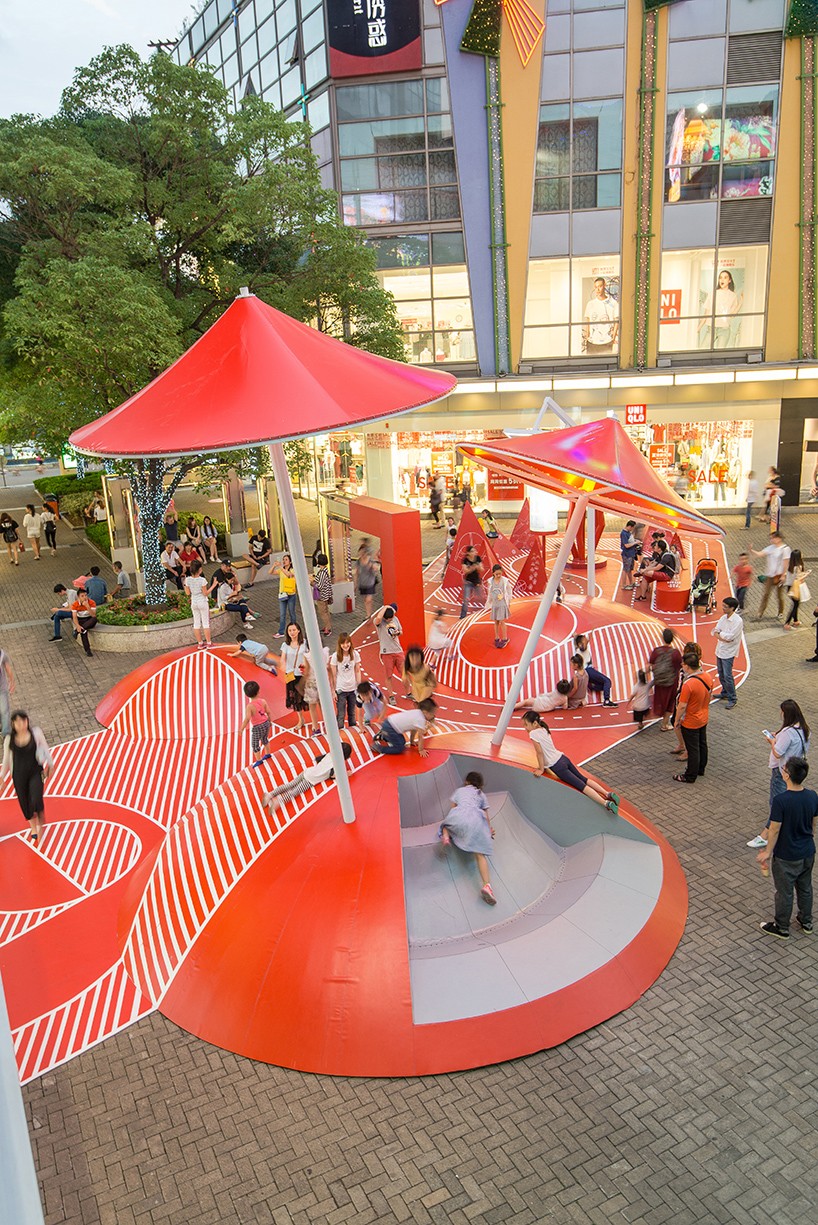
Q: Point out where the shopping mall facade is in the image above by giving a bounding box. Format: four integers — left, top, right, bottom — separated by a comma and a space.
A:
172, 0, 818, 515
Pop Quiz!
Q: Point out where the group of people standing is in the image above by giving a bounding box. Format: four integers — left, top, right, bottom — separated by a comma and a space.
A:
1, 504, 58, 565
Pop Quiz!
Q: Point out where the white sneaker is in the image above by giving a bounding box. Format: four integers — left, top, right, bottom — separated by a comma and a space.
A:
747, 835, 768, 849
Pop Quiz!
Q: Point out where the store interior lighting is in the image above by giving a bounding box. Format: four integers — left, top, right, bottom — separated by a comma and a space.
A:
674, 371, 735, 385
735, 368, 797, 382
552, 377, 612, 390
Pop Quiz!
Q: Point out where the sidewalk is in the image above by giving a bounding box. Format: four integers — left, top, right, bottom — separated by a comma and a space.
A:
4, 497, 818, 1224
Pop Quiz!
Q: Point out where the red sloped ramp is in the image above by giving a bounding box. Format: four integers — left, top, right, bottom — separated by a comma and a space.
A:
509, 498, 539, 554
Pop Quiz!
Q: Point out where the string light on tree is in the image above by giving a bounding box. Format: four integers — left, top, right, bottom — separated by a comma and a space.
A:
435, 0, 544, 66
786, 0, 818, 36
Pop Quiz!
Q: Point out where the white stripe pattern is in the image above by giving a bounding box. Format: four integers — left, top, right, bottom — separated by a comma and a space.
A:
122, 730, 376, 1006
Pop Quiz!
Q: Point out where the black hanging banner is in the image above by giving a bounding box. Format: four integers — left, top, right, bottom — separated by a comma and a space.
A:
327, 0, 422, 78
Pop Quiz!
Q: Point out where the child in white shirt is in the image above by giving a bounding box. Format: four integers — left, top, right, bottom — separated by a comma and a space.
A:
629, 670, 653, 729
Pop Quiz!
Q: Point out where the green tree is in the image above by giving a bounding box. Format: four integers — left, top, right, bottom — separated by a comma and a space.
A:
0, 46, 404, 604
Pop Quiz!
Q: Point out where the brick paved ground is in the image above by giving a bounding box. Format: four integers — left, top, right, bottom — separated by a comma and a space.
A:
4, 497, 818, 1225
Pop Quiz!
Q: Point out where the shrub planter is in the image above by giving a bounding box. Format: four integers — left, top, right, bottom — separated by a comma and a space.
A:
90, 609, 238, 653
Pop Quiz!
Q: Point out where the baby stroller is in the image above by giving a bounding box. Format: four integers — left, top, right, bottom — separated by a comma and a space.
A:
690, 557, 718, 613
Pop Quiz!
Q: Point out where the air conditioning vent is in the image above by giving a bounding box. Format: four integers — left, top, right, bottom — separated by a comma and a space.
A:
727, 32, 783, 85
719, 199, 772, 245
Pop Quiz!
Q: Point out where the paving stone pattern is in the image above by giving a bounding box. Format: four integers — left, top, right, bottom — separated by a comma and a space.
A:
3, 505, 818, 1224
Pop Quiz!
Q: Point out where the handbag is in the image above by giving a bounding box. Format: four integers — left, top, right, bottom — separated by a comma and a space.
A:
294, 674, 307, 698
797, 580, 811, 603
17, 539, 24, 553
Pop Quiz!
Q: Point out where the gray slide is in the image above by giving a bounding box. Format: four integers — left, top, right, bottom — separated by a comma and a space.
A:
399, 756, 664, 1025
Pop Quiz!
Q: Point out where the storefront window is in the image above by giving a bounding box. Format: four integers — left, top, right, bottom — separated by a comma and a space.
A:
665, 86, 778, 203
534, 99, 622, 213
523, 256, 620, 360
368, 232, 475, 364
624, 420, 753, 510
394, 430, 509, 511
339, 78, 459, 227
658, 245, 768, 353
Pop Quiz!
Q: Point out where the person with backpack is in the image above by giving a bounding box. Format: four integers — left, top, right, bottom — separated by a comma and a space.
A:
646, 628, 682, 731
672, 652, 714, 783
634, 538, 677, 601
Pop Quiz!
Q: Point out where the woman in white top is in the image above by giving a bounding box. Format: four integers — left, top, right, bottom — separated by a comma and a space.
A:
748, 701, 811, 848
700, 269, 741, 349
200, 515, 219, 561
522, 712, 619, 814
184, 560, 216, 648
22, 504, 43, 560
330, 633, 362, 730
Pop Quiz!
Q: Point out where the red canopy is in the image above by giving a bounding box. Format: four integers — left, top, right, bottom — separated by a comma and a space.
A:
458, 417, 723, 539
69, 293, 456, 458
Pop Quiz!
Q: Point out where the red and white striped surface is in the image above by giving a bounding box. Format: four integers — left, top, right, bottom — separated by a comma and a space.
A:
110, 649, 247, 740
13, 960, 153, 1085
122, 729, 376, 1006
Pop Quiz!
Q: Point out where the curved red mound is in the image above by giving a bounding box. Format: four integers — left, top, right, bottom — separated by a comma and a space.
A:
120, 737, 687, 1076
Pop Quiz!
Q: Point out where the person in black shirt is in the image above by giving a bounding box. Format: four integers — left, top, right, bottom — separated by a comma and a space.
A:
758, 756, 817, 938
460, 546, 484, 618
242, 531, 271, 586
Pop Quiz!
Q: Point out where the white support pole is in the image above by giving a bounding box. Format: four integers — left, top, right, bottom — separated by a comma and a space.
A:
0, 973, 45, 1225
586, 503, 596, 599
491, 494, 591, 748
269, 443, 356, 824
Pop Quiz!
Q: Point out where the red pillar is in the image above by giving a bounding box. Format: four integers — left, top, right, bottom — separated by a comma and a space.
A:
349, 498, 425, 648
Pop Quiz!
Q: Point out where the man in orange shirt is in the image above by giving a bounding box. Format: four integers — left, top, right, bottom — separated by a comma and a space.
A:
70, 588, 97, 658
673, 651, 713, 784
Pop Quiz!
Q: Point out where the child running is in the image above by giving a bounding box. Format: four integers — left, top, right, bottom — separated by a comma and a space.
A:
438, 770, 497, 906
263, 741, 353, 811
427, 609, 454, 658
629, 670, 653, 731
239, 681, 272, 764
522, 712, 619, 814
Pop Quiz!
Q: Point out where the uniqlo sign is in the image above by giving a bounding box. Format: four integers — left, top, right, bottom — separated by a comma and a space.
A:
327, 0, 422, 77
626, 404, 647, 425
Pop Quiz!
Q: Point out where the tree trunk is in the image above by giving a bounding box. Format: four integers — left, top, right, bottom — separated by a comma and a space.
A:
128, 457, 193, 608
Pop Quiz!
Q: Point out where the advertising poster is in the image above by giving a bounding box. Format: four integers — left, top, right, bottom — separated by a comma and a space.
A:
580, 264, 620, 355
487, 472, 525, 501
697, 256, 746, 350
327, 0, 421, 79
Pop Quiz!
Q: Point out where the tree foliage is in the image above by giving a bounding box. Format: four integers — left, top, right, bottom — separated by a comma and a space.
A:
0, 45, 404, 451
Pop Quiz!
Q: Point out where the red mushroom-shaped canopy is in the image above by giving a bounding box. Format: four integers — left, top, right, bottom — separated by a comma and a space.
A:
69, 293, 456, 458
458, 417, 723, 540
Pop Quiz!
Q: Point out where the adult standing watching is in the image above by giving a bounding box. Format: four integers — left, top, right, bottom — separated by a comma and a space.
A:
752, 531, 790, 620
619, 520, 639, 591
646, 628, 682, 732
460, 545, 484, 618
672, 652, 713, 784
757, 757, 816, 940
711, 596, 743, 709
311, 553, 333, 636
22, 504, 43, 560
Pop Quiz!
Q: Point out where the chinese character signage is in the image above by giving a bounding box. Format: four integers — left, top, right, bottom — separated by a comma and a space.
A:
327, 0, 422, 78
649, 444, 675, 469
487, 471, 525, 501
626, 404, 647, 425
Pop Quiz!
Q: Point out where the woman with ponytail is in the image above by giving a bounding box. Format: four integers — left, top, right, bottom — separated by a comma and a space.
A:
522, 711, 620, 815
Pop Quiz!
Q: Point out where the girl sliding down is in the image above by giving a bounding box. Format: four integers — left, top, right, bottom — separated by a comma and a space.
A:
439, 770, 498, 906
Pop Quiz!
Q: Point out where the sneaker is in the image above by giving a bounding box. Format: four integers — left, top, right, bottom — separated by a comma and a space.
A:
726, 701, 737, 710
605, 799, 619, 816
481, 883, 497, 906
602, 700, 618, 708
747, 835, 768, 848
48, 636, 62, 642
796, 917, 814, 933
759, 921, 789, 939
807, 657, 818, 663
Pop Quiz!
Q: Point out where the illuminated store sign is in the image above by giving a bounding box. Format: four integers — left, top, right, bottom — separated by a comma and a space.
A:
327, 0, 422, 78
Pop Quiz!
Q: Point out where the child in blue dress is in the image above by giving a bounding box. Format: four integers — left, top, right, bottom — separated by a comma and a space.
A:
439, 770, 497, 905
